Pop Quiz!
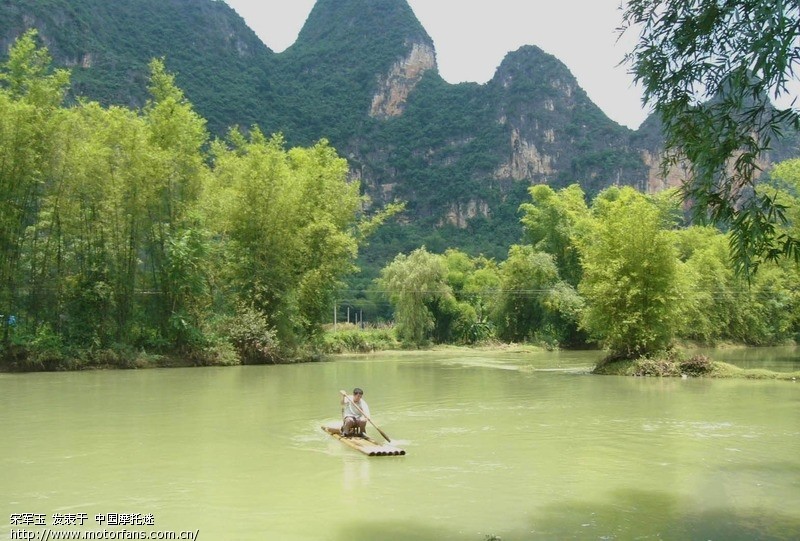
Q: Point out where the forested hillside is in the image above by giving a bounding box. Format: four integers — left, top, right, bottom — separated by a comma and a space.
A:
0, 0, 671, 265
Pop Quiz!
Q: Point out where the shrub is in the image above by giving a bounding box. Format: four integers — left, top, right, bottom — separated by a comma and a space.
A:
183, 340, 240, 367
225, 305, 282, 364
322, 325, 398, 354
15, 324, 68, 371
679, 354, 713, 376
632, 358, 681, 377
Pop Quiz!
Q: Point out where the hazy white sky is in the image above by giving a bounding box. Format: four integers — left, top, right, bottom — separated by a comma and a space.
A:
224, 0, 650, 129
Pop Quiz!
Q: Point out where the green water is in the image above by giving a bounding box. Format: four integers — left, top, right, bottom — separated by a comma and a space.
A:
1, 349, 799, 540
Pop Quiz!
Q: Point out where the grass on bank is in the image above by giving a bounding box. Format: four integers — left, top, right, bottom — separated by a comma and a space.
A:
319, 324, 542, 355
0, 340, 242, 371
321, 324, 400, 354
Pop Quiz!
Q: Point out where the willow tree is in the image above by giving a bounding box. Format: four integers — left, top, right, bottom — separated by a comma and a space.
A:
377, 247, 454, 346
622, 0, 800, 275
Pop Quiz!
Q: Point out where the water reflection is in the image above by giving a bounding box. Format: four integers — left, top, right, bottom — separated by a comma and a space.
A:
341, 453, 371, 492
694, 345, 800, 372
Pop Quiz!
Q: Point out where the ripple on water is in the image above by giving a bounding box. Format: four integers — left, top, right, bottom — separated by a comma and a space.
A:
639, 419, 755, 438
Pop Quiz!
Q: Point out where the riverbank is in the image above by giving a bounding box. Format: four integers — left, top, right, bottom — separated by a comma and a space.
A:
3, 337, 798, 381
0, 345, 236, 372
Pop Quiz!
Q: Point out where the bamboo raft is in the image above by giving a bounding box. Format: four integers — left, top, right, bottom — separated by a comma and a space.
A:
321, 424, 406, 456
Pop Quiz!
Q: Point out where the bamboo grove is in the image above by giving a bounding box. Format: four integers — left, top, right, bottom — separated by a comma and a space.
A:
376, 181, 800, 357
0, 32, 376, 368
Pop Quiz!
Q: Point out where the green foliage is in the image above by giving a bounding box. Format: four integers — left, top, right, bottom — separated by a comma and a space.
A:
1, 25, 799, 368
377, 247, 453, 346
275, 0, 430, 145
224, 304, 281, 364
0, 34, 371, 368
492, 245, 582, 346
771, 159, 800, 195
623, 0, 800, 276
519, 184, 590, 286
0, 0, 660, 278
164, 227, 213, 349
22, 324, 66, 370
0, 31, 70, 346
673, 226, 738, 343
208, 131, 361, 348
366, 151, 800, 356
0, 29, 70, 107
0, 0, 272, 134
675, 224, 800, 346
447, 251, 500, 344
322, 326, 399, 354
372, 164, 799, 354
376, 247, 504, 346
579, 188, 684, 357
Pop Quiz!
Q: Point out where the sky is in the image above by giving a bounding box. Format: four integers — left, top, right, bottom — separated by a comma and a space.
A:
223, 0, 649, 129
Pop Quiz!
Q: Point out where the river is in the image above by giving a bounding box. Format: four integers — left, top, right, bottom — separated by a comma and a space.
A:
1, 348, 798, 540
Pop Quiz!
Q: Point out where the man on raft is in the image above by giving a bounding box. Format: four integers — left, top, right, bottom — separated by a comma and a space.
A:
340, 388, 370, 438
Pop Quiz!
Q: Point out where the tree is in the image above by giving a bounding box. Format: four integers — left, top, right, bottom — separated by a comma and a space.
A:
622, 0, 800, 275
519, 183, 590, 286
492, 244, 580, 345
672, 226, 736, 343
142, 58, 211, 348
0, 31, 69, 345
208, 130, 361, 352
0, 30, 69, 108
377, 247, 454, 345
0, 32, 376, 365
579, 188, 684, 357
454, 254, 501, 344
32, 103, 149, 348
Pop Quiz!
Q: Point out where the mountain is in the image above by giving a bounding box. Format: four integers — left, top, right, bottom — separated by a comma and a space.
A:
0, 0, 796, 266
0, 0, 276, 131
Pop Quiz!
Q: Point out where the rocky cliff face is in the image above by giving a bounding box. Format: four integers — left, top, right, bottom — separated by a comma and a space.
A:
494, 127, 555, 180
641, 149, 689, 192
485, 45, 648, 195
370, 41, 436, 119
